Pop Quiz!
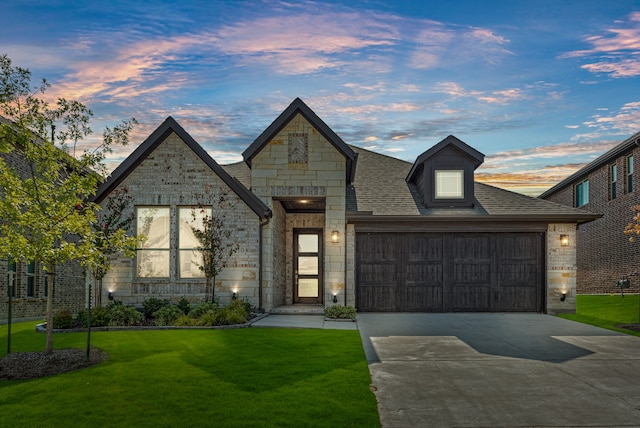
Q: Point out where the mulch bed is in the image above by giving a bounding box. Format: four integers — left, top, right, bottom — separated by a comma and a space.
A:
0, 348, 108, 381
618, 323, 640, 331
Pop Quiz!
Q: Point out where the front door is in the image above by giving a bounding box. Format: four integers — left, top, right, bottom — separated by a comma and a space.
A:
294, 229, 323, 304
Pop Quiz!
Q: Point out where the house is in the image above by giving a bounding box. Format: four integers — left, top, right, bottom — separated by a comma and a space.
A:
94, 98, 597, 314
540, 131, 640, 295
0, 117, 86, 321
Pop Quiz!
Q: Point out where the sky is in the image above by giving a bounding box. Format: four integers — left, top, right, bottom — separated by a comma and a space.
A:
2, 0, 640, 196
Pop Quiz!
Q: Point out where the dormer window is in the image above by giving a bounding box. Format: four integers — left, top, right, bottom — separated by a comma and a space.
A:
435, 170, 464, 199
406, 135, 485, 209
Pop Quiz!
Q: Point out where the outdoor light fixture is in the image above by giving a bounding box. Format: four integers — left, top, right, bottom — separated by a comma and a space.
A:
561, 291, 567, 302
560, 234, 569, 247
232, 292, 237, 300
108, 291, 114, 301
333, 294, 338, 303
331, 230, 340, 243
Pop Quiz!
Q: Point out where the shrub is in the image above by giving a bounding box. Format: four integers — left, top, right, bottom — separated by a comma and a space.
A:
189, 301, 219, 319
323, 305, 356, 320
154, 304, 183, 326
109, 304, 143, 326
215, 300, 250, 325
143, 297, 170, 319
197, 311, 219, 326
177, 297, 191, 315
174, 314, 197, 326
77, 306, 111, 327
52, 309, 75, 329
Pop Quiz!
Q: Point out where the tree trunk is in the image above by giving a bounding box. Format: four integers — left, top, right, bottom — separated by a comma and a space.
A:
45, 263, 55, 354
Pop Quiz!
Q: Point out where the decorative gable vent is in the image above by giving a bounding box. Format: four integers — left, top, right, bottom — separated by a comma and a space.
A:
406, 135, 484, 208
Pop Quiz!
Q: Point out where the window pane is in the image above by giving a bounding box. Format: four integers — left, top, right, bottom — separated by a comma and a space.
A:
298, 234, 318, 253
137, 207, 170, 249
179, 207, 211, 249
628, 155, 634, 193
298, 256, 318, 275
179, 249, 205, 278
435, 170, 464, 199
298, 278, 318, 298
576, 180, 589, 207
137, 250, 170, 278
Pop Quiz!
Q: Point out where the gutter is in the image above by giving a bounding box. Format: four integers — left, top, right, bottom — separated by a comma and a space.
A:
258, 213, 271, 312
346, 213, 601, 224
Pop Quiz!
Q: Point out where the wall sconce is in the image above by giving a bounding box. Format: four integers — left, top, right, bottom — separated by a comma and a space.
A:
232, 290, 238, 300
560, 235, 569, 247
560, 291, 567, 302
108, 291, 114, 301
331, 230, 340, 243
333, 294, 338, 303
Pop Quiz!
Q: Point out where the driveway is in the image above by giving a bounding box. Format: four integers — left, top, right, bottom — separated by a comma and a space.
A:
357, 313, 640, 428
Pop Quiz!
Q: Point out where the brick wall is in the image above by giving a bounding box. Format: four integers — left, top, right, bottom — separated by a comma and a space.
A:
544, 146, 640, 294
100, 131, 262, 308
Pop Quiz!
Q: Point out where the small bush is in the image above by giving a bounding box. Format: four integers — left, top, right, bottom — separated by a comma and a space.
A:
177, 297, 191, 315
197, 311, 219, 326
52, 309, 75, 329
215, 300, 250, 325
154, 305, 183, 326
109, 304, 143, 326
142, 297, 170, 319
323, 305, 357, 320
77, 306, 111, 327
174, 314, 197, 326
189, 301, 219, 318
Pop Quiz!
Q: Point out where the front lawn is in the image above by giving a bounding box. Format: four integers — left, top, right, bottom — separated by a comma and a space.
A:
0, 321, 380, 428
558, 294, 640, 337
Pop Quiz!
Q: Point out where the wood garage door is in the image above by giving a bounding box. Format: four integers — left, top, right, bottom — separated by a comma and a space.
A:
356, 233, 543, 312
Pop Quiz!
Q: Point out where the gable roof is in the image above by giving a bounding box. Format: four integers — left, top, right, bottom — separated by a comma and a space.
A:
348, 145, 598, 223
539, 130, 640, 199
406, 135, 485, 183
93, 116, 271, 219
242, 98, 357, 184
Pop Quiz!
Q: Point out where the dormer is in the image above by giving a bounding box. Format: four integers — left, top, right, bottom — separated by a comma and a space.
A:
406, 135, 484, 208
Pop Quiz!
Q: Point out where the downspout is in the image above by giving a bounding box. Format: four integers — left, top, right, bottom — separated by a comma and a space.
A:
259, 214, 271, 313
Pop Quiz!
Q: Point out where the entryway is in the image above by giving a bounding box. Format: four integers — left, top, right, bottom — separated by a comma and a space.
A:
294, 229, 323, 304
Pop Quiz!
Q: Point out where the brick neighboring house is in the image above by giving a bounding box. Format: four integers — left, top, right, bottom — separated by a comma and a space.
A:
0, 118, 86, 321
95, 98, 597, 314
540, 131, 640, 295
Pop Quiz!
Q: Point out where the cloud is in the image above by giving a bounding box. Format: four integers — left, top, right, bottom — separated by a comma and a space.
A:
581, 101, 640, 135
561, 12, 640, 78
433, 81, 527, 104
485, 140, 619, 163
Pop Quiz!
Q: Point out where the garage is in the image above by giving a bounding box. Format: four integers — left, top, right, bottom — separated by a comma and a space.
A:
356, 232, 544, 312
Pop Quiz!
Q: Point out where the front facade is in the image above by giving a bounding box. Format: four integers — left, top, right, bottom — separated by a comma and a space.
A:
95, 98, 597, 314
540, 131, 640, 294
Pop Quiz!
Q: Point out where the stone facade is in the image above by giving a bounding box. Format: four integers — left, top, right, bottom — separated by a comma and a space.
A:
546, 224, 577, 313
249, 114, 347, 309
99, 131, 262, 308
542, 142, 640, 295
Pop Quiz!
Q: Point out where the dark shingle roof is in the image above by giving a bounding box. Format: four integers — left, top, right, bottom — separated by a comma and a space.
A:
348, 145, 598, 223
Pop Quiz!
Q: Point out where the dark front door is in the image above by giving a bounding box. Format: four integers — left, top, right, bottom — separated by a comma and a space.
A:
294, 229, 323, 304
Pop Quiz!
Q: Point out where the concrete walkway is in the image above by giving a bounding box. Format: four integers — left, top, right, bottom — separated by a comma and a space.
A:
250, 314, 357, 330
358, 313, 640, 428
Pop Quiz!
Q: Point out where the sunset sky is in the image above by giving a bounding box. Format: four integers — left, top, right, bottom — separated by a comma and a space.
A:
2, 0, 640, 195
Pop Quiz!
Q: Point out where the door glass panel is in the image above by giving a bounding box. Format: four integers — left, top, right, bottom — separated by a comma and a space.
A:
298, 278, 318, 297
298, 256, 318, 275
298, 234, 318, 253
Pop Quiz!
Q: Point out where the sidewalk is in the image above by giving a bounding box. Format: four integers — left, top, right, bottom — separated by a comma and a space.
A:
250, 314, 357, 330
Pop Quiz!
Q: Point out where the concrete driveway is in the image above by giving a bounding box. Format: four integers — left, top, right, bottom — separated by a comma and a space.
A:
357, 313, 640, 428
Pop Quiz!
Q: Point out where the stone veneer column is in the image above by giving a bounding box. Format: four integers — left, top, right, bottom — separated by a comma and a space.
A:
547, 223, 577, 314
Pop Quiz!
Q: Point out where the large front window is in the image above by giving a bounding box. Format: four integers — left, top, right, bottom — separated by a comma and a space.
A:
576, 179, 589, 207
435, 170, 464, 199
136, 207, 170, 278
179, 207, 211, 278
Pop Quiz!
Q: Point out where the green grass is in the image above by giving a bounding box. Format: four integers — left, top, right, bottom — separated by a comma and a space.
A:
0, 322, 380, 428
558, 294, 640, 337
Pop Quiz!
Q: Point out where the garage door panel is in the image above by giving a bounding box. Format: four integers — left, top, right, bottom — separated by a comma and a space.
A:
356, 232, 543, 312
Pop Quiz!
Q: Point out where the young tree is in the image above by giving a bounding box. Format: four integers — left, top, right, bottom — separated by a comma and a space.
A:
190, 190, 239, 303
624, 205, 640, 242
0, 54, 137, 353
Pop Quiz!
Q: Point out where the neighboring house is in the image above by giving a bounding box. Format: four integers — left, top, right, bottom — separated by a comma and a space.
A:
95, 98, 597, 314
0, 119, 86, 320
540, 131, 640, 295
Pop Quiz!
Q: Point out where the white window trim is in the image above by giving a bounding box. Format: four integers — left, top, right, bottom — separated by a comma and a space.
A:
435, 170, 464, 199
